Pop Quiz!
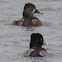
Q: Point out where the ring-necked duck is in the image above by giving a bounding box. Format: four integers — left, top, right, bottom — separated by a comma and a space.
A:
24, 33, 50, 57
13, 3, 43, 27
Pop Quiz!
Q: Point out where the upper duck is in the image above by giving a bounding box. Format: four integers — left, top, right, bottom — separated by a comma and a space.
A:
24, 33, 50, 57
13, 3, 43, 27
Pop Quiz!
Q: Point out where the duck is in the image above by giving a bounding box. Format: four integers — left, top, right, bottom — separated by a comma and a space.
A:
13, 3, 43, 27
24, 33, 50, 57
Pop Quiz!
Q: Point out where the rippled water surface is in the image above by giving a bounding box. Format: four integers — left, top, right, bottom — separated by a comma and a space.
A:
0, 0, 62, 62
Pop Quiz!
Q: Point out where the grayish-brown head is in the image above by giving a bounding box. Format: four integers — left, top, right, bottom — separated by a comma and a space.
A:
23, 3, 42, 18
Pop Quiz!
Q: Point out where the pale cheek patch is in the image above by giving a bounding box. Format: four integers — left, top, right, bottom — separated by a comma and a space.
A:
32, 9, 36, 14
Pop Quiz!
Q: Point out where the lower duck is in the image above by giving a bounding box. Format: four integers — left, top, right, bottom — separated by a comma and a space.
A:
24, 33, 50, 57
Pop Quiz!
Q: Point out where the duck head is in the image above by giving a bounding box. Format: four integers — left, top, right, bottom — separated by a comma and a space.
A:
30, 33, 44, 48
23, 3, 43, 18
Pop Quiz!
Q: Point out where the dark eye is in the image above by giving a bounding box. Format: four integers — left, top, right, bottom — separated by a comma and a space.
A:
30, 6, 33, 9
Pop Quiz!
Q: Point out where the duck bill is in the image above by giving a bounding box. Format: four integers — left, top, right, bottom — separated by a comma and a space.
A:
35, 9, 43, 14
43, 41, 48, 45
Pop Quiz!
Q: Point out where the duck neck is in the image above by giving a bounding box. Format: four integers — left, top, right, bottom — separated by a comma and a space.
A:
22, 16, 33, 27
22, 9, 34, 26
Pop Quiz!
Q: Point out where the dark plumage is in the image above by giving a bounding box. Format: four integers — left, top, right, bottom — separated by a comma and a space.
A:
30, 33, 44, 48
24, 33, 50, 57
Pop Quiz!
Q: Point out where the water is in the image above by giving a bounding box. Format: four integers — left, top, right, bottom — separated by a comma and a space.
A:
0, 0, 62, 62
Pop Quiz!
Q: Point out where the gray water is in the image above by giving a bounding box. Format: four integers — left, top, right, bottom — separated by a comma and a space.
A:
0, 0, 62, 62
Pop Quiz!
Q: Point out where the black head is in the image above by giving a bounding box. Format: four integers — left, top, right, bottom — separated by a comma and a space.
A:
30, 33, 44, 48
